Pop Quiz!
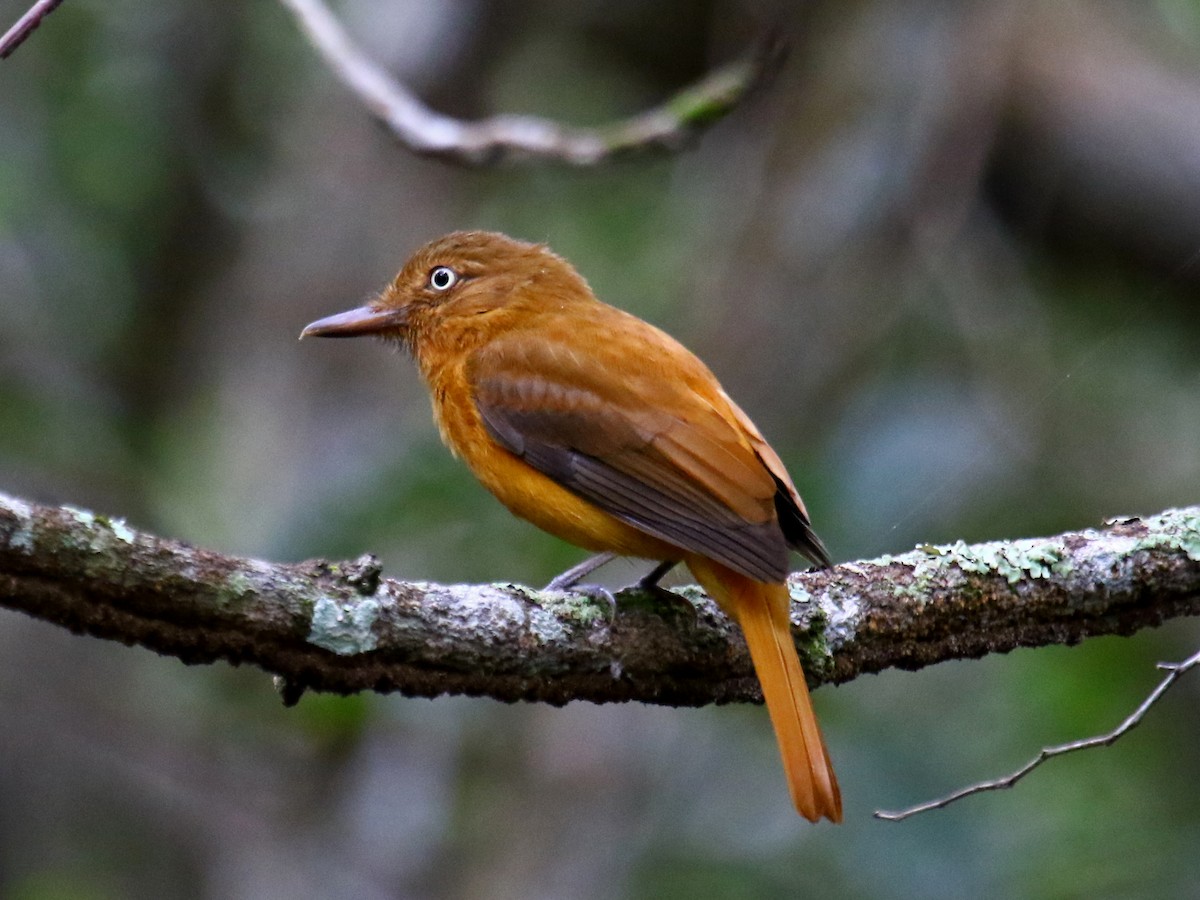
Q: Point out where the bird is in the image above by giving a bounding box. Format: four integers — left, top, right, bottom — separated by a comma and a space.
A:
301, 230, 841, 822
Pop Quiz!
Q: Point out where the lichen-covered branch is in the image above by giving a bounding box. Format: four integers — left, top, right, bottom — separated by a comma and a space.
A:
1, 491, 1197, 706
279, 0, 785, 166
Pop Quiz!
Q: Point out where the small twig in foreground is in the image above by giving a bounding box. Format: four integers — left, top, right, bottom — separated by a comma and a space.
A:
875, 647, 1200, 821
0, 0, 64, 58
278, 0, 784, 166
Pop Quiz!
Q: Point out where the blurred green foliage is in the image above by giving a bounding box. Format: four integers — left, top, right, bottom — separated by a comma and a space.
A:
1, 1, 1199, 898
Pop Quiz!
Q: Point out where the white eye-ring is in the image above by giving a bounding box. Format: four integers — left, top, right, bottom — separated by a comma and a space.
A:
428, 266, 458, 291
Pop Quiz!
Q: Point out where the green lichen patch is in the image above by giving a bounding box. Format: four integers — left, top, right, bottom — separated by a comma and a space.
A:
0, 494, 36, 553
524, 604, 570, 645
803, 583, 859, 649
912, 537, 1070, 585
787, 583, 815, 611
61, 505, 139, 552
213, 572, 262, 614
790, 611, 837, 680
1136, 507, 1200, 562
63, 505, 95, 528
106, 517, 135, 544
308, 595, 381, 655
533, 588, 611, 630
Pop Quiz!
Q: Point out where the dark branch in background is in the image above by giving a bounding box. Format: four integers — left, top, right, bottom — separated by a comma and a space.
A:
1, 490, 1198, 710
278, 0, 785, 166
875, 647, 1200, 821
0, 0, 63, 58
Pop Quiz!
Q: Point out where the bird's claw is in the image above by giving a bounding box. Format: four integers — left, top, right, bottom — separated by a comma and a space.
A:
544, 556, 691, 621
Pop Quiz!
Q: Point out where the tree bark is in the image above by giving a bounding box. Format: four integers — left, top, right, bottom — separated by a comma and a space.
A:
1, 491, 1197, 706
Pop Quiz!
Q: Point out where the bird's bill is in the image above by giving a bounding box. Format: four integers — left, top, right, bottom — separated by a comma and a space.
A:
300, 305, 407, 338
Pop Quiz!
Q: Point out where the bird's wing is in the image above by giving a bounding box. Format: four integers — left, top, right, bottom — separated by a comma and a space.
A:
722, 394, 832, 568
468, 321, 793, 582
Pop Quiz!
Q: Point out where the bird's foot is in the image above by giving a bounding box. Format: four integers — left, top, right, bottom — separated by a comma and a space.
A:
613, 560, 697, 621
543, 552, 617, 591
545, 556, 693, 620
619, 582, 699, 621
636, 559, 678, 590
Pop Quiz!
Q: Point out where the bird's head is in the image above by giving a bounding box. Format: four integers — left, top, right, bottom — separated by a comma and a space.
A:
300, 230, 592, 352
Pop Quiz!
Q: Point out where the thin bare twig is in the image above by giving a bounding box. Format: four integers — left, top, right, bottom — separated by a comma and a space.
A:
0, 0, 64, 58
278, 0, 785, 166
875, 648, 1200, 821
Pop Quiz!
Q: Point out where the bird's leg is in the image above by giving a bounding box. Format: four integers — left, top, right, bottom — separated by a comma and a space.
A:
543, 553, 620, 620
546, 555, 690, 620
637, 559, 678, 590
616, 558, 699, 622
544, 552, 617, 591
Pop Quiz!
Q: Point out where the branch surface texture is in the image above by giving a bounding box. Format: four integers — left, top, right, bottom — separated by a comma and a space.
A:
0, 0, 64, 58
1, 491, 1198, 706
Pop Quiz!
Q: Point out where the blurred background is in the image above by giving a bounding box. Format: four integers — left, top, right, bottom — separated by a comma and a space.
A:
2, 0, 1199, 897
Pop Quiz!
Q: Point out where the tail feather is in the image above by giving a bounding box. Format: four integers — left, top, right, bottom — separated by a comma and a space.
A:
688, 556, 842, 823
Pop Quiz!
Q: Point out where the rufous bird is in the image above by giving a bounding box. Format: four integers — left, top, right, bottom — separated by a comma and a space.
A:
302, 231, 841, 822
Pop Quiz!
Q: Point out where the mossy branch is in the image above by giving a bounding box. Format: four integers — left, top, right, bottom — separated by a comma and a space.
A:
1, 490, 1198, 706
279, 0, 785, 166
5, 0, 780, 162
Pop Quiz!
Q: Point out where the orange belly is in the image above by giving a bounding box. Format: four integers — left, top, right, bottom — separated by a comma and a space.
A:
427, 371, 679, 563
471, 434, 679, 561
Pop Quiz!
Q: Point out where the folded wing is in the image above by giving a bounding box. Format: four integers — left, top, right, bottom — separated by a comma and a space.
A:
469, 321, 818, 581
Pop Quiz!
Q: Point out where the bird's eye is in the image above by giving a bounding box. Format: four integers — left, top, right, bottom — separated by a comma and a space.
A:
428, 266, 458, 291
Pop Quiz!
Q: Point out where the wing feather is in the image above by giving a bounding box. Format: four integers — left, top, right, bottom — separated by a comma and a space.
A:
469, 324, 794, 581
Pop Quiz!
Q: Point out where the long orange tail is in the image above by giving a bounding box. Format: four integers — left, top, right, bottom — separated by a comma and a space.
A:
687, 556, 842, 823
